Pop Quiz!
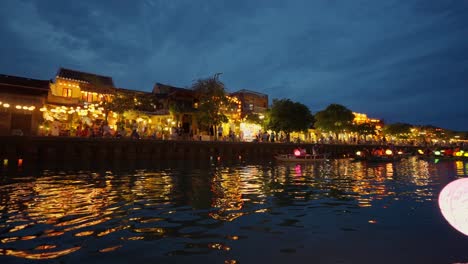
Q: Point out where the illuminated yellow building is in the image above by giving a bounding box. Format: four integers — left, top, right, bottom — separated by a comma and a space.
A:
353, 112, 383, 130
49, 68, 114, 105
230, 89, 268, 141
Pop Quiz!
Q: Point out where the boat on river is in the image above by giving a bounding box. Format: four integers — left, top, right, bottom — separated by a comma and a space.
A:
275, 153, 329, 162
275, 147, 328, 162
417, 148, 468, 162
353, 148, 403, 162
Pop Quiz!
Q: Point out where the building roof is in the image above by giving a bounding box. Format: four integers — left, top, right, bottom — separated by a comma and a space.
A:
153, 82, 195, 98
116, 87, 152, 96
56, 68, 115, 87
231, 89, 268, 98
0, 74, 50, 96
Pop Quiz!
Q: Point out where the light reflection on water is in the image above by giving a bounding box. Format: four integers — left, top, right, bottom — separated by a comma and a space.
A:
0, 157, 467, 263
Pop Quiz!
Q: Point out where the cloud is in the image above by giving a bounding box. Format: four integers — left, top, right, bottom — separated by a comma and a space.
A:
0, 0, 467, 130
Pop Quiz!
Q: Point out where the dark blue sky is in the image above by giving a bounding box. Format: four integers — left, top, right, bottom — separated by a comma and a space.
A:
1, 0, 467, 131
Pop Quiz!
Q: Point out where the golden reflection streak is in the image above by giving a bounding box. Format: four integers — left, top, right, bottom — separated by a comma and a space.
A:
133, 227, 165, 234
34, 245, 57, 250
210, 169, 245, 222
55, 213, 104, 227
43, 231, 65, 237
123, 236, 145, 241
97, 227, 118, 237
9, 224, 29, 233
455, 161, 464, 176
74, 231, 94, 237
99, 245, 122, 253
3, 246, 81, 260
62, 217, 111, 232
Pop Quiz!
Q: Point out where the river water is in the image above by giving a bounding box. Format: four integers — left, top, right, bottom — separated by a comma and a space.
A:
0, 157, 467, 263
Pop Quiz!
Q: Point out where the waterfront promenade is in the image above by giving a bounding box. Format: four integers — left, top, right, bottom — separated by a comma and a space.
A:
0, 136, 419, 169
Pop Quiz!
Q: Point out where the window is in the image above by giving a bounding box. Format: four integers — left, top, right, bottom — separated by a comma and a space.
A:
62, 88, 72, 98
249, 104, 254, 110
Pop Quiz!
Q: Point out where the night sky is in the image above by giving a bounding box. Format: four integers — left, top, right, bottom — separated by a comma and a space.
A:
1, 0, 467, 131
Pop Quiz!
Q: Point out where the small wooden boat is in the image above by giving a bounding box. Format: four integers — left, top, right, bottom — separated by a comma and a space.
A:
274, 153, 329, 162
362, 155, 402, 162
354, 149, 403, 162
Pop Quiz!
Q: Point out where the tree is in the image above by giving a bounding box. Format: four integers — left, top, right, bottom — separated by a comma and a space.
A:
383, 123, 412, 139
102, 92, 136, 121
352, 122, 377, 140
192, 74, 230, 138
314, 104, 354, 139
267, 99, 314, 141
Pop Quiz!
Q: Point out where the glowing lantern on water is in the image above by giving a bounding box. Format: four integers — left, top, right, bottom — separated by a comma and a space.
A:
385, 149, 393, 155
438, 178, 468, 236
397, 151, 403, 155
464, 153, 468, 157
294, 149, 301, 157
356, 151, 362, 156
434, 151, 441, 156
455, 152, 462, 157
418, 149, 424, 155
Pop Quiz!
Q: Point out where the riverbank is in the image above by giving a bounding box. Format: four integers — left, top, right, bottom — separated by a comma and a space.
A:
0, 136, 419, 170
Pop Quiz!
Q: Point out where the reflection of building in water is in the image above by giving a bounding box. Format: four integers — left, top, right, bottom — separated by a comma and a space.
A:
210, 170, 244, 221
131, 172, 174, 202
412, 159, 431, 186
455, 161, 467, 176
209, 166, 268, 221
0, 176, 117, 260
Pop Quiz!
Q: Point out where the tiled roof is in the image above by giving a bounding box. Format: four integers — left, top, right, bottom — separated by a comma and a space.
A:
0, 74, 50, 96
57, 68, 115, 87
0, 74, 50, 90
153, 82, 193, 95
231, 89, 268, 98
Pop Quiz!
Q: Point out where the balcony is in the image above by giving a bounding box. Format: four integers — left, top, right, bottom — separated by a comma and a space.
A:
46, 94, 80, 106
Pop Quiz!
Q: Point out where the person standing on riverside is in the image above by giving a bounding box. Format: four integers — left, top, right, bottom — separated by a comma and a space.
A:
217, 126, 223, 140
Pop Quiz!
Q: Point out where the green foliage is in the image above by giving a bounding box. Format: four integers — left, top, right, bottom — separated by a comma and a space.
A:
383, 123, 412, 138
314, 104, 354, 138
352, 123, 377, 137
103, 93, 136, 114
267, 99, 314, 134
244, 113, 262, 124
192, 74, 229, 131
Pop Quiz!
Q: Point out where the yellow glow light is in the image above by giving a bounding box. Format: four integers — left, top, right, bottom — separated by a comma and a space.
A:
3, 103, 10, 108
385, 149, 393, 155
15, 105, 22, 109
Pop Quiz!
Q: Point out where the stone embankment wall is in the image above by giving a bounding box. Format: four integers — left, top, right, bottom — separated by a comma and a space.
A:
0, 136, 419, 170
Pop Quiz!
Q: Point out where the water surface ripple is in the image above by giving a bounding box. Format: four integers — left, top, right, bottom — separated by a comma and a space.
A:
0, 157, 467, 263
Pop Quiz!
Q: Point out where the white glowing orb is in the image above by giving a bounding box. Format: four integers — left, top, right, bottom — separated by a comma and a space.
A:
294, 149, 301, 156
438, 178, 468, 236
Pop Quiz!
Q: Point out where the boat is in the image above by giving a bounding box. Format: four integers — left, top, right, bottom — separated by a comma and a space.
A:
353, 148, 403, 162
274, 153, 329, 162
417, 148, 468, 162
275, 147, 329, 162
